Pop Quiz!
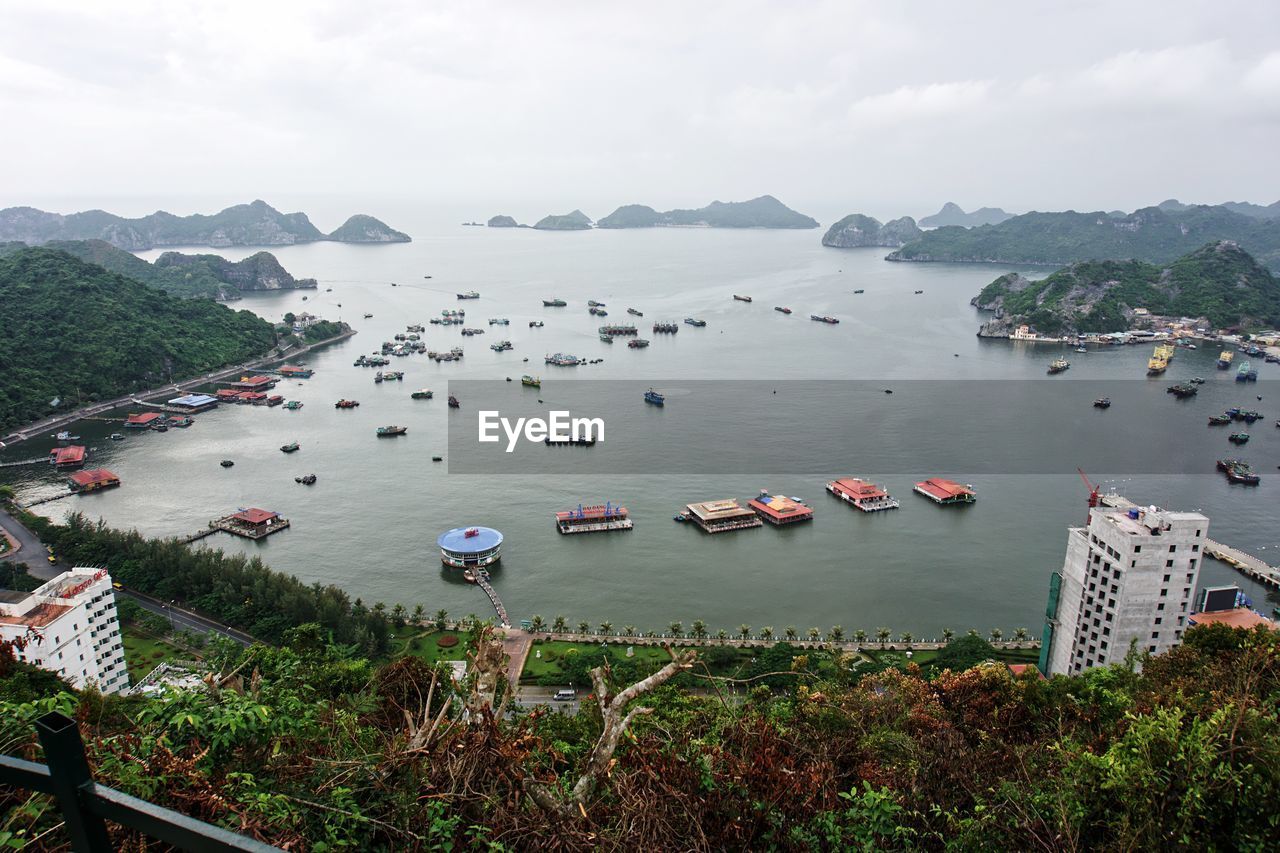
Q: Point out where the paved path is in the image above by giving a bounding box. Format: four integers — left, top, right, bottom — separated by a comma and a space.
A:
500, 629, 533, 686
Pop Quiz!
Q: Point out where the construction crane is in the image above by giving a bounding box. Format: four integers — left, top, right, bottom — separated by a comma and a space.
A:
1078, 468, 1101, 526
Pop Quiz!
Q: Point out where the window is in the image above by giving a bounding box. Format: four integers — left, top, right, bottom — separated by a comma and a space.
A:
1165, 560, 1174, 567
1192, 544, 1199, 553
1195, 529, 1201, 537
1100, 640, 1108, 650
1134, 545, 1142, 553
1103, 627, 1111, 636
1154, 617, 1162, 625
1157, 603, 1165, 611
1163, 574, 1171, 582
1169, 545, 1176, 553
1149, 645, 1157, 653
1160, 589, 1167, 597
1152, 631, 1160, 639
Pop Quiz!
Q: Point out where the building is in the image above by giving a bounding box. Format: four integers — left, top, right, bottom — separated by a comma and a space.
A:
124, 412, 162, 429
224, 375, 277, 391
1188, 585, 1277, 632
166, 393, 219, 414
746, 491, 814, 526
681, 499, 763, 534
67, 469, 120, 492
0, 568, 128, 694
50, 445, 86, 468
913, 478, 976, 505
1041, 505, 1208, 676
826, 477, 900, 512
437, 526, 503, 568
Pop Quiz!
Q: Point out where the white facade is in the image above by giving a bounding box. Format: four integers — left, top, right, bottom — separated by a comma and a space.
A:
1045, 507, 1207, 676
0, 568, 129, 694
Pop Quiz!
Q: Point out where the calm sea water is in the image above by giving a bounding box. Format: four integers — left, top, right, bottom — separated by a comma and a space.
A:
4, 225, 1276, 636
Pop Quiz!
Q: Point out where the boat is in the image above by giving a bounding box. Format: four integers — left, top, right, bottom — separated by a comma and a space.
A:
490, 340, 513, 352
301, 296, 308, 301
733, 294, 752, 302
335, 399, 360, 409
529, 320, 544, 327
1076, 346, 1088, 353
914, 290, 924, 294
600, 324, 638, 336
653, 322, 679, 334
684, 318, 707, 327
1241, 411, 1262, 423
810, 315, 839, 324
1147, 345, 1170, 375
1093, 398, 1112, 409
280, 442, 300, 453
588, 300, 605, 307
826, 477, 899, 512
774, 306, 792, 314
521, 375, 541, 388
220, 460, 234, 468
644, 388, 665, 406
1218, 458, 1260, 485
488, 318, 510, 325
1190, 377, 1205, 384
364, 313, 374, 319
283, 400, 303, 410
432, 455, 443, 462
1228, 433, 1250, 444
457, 291, 480, 299
599, 334, 614, 343
110, 433, 124, 441
461, 328, 485, 336
1047, 357, 1070, 374
462, 569, 477, 584
296, 474, 317, 485
592, 309, 609, 317
1237, 362, 1253, 382
376, 425, 408, 437
544, 436, 595, 446
1167, 383, 1197, 398
543, 299, 567, 307
448, 395, 460, 408
627, 308, 643, 317
374, 371, 384, 383
555, 502, 633, 534
407, 324, 425, 332
1218, 350, 1234, 369
853, 289, 865, 294
628, 338, 650, 349
545, 353, 583, 366
1208, 414, 1232, 425
412, 389, 434, 399
673, 514, 687, 522
383, 371, 403, 381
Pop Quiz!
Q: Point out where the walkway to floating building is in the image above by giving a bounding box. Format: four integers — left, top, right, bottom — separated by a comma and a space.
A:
474, 570, 509, 627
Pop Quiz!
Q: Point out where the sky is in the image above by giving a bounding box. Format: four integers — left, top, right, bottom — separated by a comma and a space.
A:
2, 0, 1279, 225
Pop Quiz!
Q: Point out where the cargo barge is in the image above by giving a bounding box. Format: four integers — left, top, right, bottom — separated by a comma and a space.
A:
556, 502, 633, 534
826, 477, 900, 512
747, 491, 813, 525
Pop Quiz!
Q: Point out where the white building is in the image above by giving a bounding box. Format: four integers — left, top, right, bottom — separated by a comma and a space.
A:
1042, 506, 1207, 676
0, 568, 129, 694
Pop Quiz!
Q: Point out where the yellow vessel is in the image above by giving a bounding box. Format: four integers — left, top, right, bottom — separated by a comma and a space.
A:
1218, 350, 1234, 369
1147, 345, 1170, 375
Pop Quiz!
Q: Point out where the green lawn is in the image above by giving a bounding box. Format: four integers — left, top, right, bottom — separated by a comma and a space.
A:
122, 627, 190, 683
522, 640, 756, 683
387, 629, 470, 665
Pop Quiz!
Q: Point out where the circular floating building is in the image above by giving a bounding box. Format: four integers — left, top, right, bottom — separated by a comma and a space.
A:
437, 526, 503, 569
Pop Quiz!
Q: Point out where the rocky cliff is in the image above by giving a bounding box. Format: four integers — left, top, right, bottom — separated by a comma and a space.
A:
822, 214, 922, 248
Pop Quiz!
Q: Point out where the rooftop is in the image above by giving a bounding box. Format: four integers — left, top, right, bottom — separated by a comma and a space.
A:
125, 412, 162, 424
437, 526, 504, 552
685, 499, 755, 521
914, 478, 973, 501
68, 468, 119, 487
830, 478, 887, 498
1189, 610, 1277, 631
168, 394, 217, 406
747, 492, 813, 520
232, 508, 279, 525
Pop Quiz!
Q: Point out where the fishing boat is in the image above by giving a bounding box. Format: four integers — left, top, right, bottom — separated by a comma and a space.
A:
627, 308, 643, 316
363, 313, 374, 319
1093, 398, 1111, 409
1190, 377, 1206, 384
376, 425, 408, 437
543, 298, 567, 307
522, 375, 541, 388
461, 328, 485, 336
545, 353, 583, 366
220, 460, 234, 468
913, 290, 924, 294
448, 395, 460, 408
733, 294, 752, 302
1241, 411, 1262, 423
593, 309, 609, 317
489, 318, 510, 325
1228, 433, 1250, 444
684, 318, 707, 327
490, 340, 513, 352
374, 371, 384, 383
53, 431, 79, 441
335, 399, 360, 409
457, 291, 480, 299
599, 334, 614, 343
644, 388, 665, 406
853, 289, 865, 294
432, 456, 443, 462
1076, 346, 1088, 353
411, 389, 434, 399
628, 338, 650, 348
110, 433, 125, 441
1218, 458, 1260, 484
385, 371, 404, 381
1237, 362, 1254, 382
810, 315, 839, 324
774, 306, 792, 314
587, 300, 606, 307
280, 442, 300, 453
1208, 414, 1232, 425
599, 324, 638, 336
1167, 383, 1197, 398
407, 324, 425, 332
653, 322, 679, 333
1047, 357, 1070, 374
282, 400, 303, 411
296, 474, 317, 485
529, 320, 544, 327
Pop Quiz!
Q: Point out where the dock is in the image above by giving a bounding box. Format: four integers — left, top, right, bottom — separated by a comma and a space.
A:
0, 457, 49, 469
473, 570, 509, 627
1100, 494, 1279, 588
205, 509, 291, 541
20, 492, 76, 509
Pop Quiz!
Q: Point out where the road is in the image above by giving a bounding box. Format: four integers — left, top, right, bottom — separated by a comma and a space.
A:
0, 505, 253, 647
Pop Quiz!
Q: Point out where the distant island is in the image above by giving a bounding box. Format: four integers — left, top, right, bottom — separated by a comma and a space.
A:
596, 195, 819, 229
919, 202, 1013, 228
0, 239, 315, 300
533, 209, 592, 231
487, 215, 522, 228
0, 199, 410, 250
822, 214, 922, 248
888, 203, 1280, 272
971, 241, 1280, 336
0, 246, 286, 430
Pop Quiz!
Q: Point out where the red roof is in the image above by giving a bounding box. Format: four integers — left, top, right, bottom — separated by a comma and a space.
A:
215, 389, 241, 399
240, 375, 274, 386
1189, 610, 1277, 631
238, 391, 267, 400
232, 508, 278, 524
1007, 664, 1045, 679
68, 469, 119, 487
52, 445, 86, 465
830, 478, 887, 500
747, 494, 813, 521
125, 412, 162, 424
915, 478, 973, 500
555, 505, 630, 521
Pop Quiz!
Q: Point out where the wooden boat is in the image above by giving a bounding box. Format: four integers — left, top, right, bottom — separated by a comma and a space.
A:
280, 442, 300, 453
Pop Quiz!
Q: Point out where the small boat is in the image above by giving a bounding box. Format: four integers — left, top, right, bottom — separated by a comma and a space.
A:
733, 294, 752, 302
628, 338, 650, 349
853, 289, 865, 294
490, 340, 513, 352
301, 296, 308, 301
673, 514, 687, 522
1093, 398, 1111, 409
543, 298, 567, 307
325, 287, 332, 292
544, 436, 595, 446
545, 353, 583, 366
220, 460, 234, 468
110, 433, 124, 441
283, 400, 303, 410
627, 308, 643, 317
391, 283, 397, 287
411, 389, 434, 399
684, 318, 707, 327
364, 313, 374, 319
374, 371, 384, 383
432, 455, 443, 462
1228, 433, 1250, 444
593, 309, 608, 317
376, 425, 408, 437
529, 320, 545, 327
644, 388, 665, 406
774, 306, 792, 314
1047, 358, 1070, 374
522, 375, 541, 388
1167, 383, 1197, 398
54, 431, 80, 441
810, 315, 840, 324
1208, 414, 1231, 425
280, 442, 300, 453
599, 334, 614, 343
1076, 346, 1088, 353
448, 395, 460, 408
1190, 377, 1205, 384
653, 322, 679, 333
588, 300, 605, 307
463, 569, 477, 583
335, 399, 360, 409
457, 291, 480, 300
295, 474, 317, 485
488, 318, 510, 325
914, 290, 924, 294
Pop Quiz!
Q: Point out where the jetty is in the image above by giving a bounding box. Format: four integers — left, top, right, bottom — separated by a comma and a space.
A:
473, 570, 509, 627
0, 456, 49, 469
1100, 494, 1279, 588
20, 492, 76, 509
206, 508, 291, 541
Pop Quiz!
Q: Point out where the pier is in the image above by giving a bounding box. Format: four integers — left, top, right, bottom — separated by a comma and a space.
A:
473, 570, 509, 627
0, 457, 49, 469
1100, 494, 1280, 588
20, 492, 76, 509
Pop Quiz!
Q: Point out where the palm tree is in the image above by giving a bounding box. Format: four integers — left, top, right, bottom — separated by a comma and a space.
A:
599, 621, 613, 636
716, 629, 729, 641
807, 627, 821, 643
785, 626, 798, 641
623, 625, 636, 638
900, 631, 913, 644
530, 615, 545, 632
552, 615, 567, 633
412, 604, 425, 624
391, 603, 406, 627
465, 613, 479, 629
876, 627, 892, 645
434, 609, 448, 630
828, 626, 845, 644
372, 601, 387, 617
691, 620, 708, 640
668, 621, 683, 638
738, 624, 752, 641
1013, 627, 1029, 642
577, 620, 591, 635
966, 628, 979, 638
941, 628, 954, 643
853, 629, 867, 644
760, 626, 774, 641
990, 628, 1004, 643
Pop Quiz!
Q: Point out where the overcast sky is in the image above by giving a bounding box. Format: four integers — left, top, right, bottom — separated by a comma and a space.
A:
3, 0, 1278, 224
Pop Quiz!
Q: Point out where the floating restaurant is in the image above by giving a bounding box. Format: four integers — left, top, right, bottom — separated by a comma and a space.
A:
680, 499, 764, 534
224, 374, 278, 391
555, 503, 633, 534
747, 491, 814, 525
437, 526, 503, 568
49, 445, 86, 469
913, 478, 976, 505
212, 508, 291, 540
166, 393, 219, 414
826, 477, 900, 512
67, 469, 120, 493
277, 365, 314, 378
124, 412, 163, 429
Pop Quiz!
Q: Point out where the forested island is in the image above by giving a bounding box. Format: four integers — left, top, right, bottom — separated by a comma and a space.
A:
888, 202, 1280, 271
822, 214, 922, 248
971, 241, 1280, 335
533, 209, 593, 230
0, 200, 410, 250
596, 195, 819, 229
918, 202, 1013, 227
0, 247, 282, 430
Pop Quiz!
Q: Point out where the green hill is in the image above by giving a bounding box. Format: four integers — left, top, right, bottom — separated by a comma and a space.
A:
971, 241, 1280, 335
532, 209, 593, 230
889, 204, 1280, 271
0, 247, 279, 430
325, 214, 410, 243
822, 214, 922, 247
598, 195, 819, 228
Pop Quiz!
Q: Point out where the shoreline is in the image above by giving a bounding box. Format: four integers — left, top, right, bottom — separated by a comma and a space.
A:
0, 328, 357, 448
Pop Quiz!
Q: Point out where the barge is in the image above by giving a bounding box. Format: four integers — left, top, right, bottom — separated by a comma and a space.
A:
680, 498, 763, 534
628, 338, 650, 348
412, 389, 434, 399
457, 291, 480, 299
747, 491, 813, 525
733, 294, 753, 302
543, 298, 567, 307
376, 425, 408, 437
556, 503, 633, 534
684, 318, 706, 327
826, 477, 900, 512
913, 478, 976, 505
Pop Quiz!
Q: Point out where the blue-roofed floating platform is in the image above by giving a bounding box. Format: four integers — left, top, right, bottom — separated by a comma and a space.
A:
437, 526, 503, 569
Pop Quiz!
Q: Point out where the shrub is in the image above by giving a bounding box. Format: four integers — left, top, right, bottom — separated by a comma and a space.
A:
437, 634, 459, 649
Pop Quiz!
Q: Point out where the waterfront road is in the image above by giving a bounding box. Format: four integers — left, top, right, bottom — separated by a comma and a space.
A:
1, 505, 254, 647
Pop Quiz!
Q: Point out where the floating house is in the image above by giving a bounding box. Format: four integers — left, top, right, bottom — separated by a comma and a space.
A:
224, 374, 278, 391
555, 503, 633, 534
212, 508, 291, 540
166, 394, 219, 414
913, 478, 976, 505
826, 478, 900, 512
437, 526, 503, 568
682, 499, 763, 534
67, 469, 120, 493
215, 389, 242, 402
50, 445, 86, 469
124, 412, 162, 429
746, 492, 814, 525
278, 366, 314, 378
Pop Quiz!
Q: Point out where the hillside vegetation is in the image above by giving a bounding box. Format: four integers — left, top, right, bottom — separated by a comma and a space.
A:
971, 241, 1280, 334
0, 247, 278, 430
597, 195, 819, 228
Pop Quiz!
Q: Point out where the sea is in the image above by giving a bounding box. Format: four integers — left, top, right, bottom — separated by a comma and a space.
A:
3, 216, 1276, 637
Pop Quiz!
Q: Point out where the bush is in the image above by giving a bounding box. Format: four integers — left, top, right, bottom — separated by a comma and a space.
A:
437, 634, 459, 648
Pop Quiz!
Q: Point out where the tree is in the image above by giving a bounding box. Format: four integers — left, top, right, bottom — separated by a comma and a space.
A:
785, 626, 798, 641
760, 626, 774, 641
990, 628, 1004, 644
942, 628, 954, 643
807, 628, 821, 643
1013, 627, 1029, 642
391, 604, 406, 628
716, 629, 729, 641
668, 621, 683, 638
553, 615, 567, 633
967, 628, 979, 638
530, 615, 545, 632
853, 629, 867, 644
691, 620, 708, 640
738, 625, 752, 641
623, 625, 636, 637
577, 621, 590, 635
599, 621, 613, 636
876, 628, 891, 645
434, 609, 448, 630
412, 604, 425, 624
900, 631, 913, 644
828, 626, 845, 644
935, 634, 997, 672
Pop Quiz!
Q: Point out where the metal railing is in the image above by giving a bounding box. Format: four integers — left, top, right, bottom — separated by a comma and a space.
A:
0, 711, 280, 852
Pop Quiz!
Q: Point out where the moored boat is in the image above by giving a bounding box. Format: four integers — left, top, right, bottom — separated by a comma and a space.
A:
1228, 432, 1250, 444
543, 298, 567, 307
376, 425, 408, 437
627, 338, 650, 348
1218, 458, 1260, 484
774, 306, 792, 314
411, 389, 434, 399
653, 322, 679, 333
521, 375, 541, 387
280, 442, 300, 453
1208, 414, 1231, 425
644, 388, 664, 406
1167, 383, 1197, 398
545, 352, 583, 366
1048, 357, 1070, 374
